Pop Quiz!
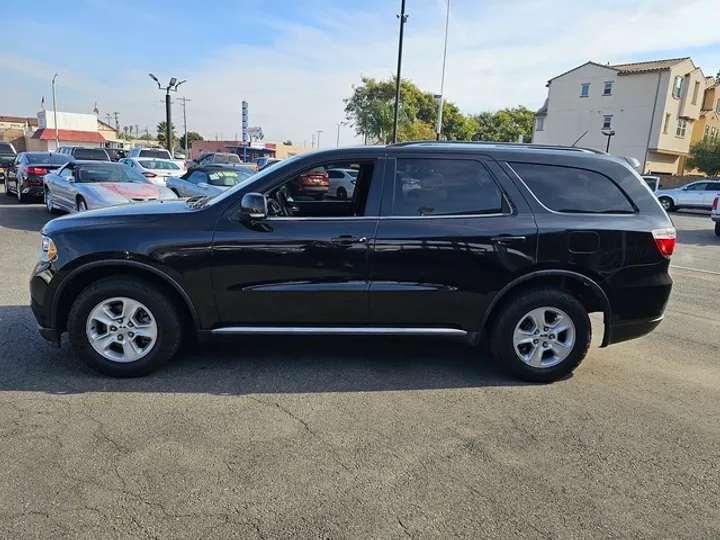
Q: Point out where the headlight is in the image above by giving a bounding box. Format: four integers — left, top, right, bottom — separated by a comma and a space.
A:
40, 236, 57, 262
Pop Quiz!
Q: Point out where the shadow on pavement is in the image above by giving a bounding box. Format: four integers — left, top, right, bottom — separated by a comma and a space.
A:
0, 305, 530, 395
0, 191, 52, 232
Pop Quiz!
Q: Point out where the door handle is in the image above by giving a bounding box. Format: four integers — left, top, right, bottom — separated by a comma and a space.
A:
330, 236, 368, 246
491, 235, 526, 244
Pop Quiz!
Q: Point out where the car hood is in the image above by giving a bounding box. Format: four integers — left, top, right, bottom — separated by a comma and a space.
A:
88, 182, 164, 199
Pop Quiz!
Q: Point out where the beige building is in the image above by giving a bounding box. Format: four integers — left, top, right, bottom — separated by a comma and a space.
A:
534, 58, 708, 175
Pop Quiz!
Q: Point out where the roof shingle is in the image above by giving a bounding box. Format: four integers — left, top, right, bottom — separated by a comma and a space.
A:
31, 128, 106, 143
610, 57, 690, 74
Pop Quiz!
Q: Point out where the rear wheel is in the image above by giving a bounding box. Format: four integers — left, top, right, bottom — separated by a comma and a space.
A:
67, 277, 183, 377
715, 222, 720, 237
45, 189, 59, 214
16, 182, 26, 203
337, 187, 348, 201
659, 197, 675, 212
489, 288, 591, 382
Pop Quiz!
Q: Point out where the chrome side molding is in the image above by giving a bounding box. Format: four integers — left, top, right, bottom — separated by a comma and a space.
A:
211, 326, 467, 336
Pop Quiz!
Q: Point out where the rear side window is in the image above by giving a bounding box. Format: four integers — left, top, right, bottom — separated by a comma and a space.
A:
510, 162, 634, 214
393, 158, 504, 216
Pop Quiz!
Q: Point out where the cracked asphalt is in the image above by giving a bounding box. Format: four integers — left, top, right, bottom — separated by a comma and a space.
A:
1, 193, 718, 539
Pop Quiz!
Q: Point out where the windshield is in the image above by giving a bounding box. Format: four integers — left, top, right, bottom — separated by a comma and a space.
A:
139, 149, 172, 159
74, 148, 109, 160
138, 159, 180, 170
26, 154, 69, 165
203, 152, 306, 207
0, 143, 15, 156
207, 169, 252, 187
76, 165, 151, 184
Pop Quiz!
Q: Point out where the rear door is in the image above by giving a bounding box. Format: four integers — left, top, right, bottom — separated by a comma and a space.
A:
369, 153, 538, 331
703, 181, 720, 207
677, 182, 708, 207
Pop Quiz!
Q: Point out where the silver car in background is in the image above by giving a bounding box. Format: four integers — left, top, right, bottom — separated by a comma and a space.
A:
165, 166, 254, 198
119, 157, 185, 185
43, 160, 177, 214
655, 179, 720, 212
327, 168, 357, 200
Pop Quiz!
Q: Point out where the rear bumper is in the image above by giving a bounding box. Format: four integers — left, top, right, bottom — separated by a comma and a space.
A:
603, 315, 663, 346
20, 184, 43, 196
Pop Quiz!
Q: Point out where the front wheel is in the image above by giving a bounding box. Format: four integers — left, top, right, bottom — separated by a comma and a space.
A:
45, 189, 60, 214
67, 277, 183, 377
715, 222, 720, 237
77, 198, 87, 212
659, 197, 675, 212
489, 288, 591, 382
337, 187, 348, 201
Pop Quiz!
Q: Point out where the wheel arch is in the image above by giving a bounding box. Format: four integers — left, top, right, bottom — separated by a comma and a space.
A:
52, 260, 201, 333
481, 269, 613, 347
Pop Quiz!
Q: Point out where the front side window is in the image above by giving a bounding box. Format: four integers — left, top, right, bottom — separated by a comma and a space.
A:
672, 76, 683, 99
510, 162, 634, 214
603, 81, 613, 96
676, 119, 688, 137
392, 158, 504, 217
580, 83, 590, 97
602, 115, 613, 129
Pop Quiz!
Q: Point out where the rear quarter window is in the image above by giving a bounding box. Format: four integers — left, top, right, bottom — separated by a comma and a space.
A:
510, 162, 634, 214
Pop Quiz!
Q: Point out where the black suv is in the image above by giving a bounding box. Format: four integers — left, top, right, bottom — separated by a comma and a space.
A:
30, 142, 675, 381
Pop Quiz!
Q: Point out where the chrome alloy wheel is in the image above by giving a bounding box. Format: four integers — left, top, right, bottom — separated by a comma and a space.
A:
86, 297, 158, 363
512, 306, 576, 368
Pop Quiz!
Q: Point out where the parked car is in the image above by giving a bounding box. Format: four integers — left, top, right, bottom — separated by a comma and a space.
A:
190, 152, 251, 168
327, 168, 357, 200
0, 142, 18, 182
31, 142, 675, 381
165, 165, 254, 198
655, 179, 720, 211
43, 160, 177, 214
642, 175, 660, 193
127, 148, 186, 170
56, 147, 111, 161
105, 148, 128, 161
290, 166, 329, 200
712, 196, 720, 236
4, 152, 69, 202
119, 158, 185, 185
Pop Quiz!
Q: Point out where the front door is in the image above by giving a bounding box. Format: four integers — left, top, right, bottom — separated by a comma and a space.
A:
54, 165, 76, 210
211, 156, 385, 326
677, 182, 708, 207
369, 155, 538, 331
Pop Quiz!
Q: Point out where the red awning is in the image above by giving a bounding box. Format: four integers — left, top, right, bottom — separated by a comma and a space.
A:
31, 128, 106, 143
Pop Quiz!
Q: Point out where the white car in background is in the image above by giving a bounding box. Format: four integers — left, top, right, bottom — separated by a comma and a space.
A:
327, 168, 357, 200
119, 158, 184, 185
127, 148, 186, 170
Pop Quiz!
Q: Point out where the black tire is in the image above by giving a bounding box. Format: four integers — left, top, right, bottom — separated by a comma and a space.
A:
4, 178, 12, 197
489, 288, 591, 382
715, 222, 720, 237
337, 187, 348, 201
16, 182, 26, 203
77, 198, 87, 212
67, 277, 183, 377
659, 197, 675, 212
45, 189, 60, 214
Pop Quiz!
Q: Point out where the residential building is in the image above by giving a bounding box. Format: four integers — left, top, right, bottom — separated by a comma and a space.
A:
534, 58, 708, 175
690, 77, 720, 145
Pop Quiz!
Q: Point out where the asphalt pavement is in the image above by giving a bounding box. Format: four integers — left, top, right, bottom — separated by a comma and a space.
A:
0, 192, 718, 539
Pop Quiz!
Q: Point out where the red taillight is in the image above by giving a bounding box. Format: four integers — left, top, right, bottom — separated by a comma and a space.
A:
183, 161, 188, 169
713, 197, 718, 211
26, 167, 47, 175
652, 227, 676, 258
142, 171, 157, 178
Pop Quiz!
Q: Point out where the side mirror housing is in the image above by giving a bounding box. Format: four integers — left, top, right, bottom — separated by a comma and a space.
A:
238, 192, 267, 220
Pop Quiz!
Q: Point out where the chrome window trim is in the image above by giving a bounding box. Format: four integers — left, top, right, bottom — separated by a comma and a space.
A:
212, 326, 467, 336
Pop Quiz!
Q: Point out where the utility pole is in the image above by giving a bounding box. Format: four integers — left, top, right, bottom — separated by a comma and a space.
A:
178, 97, 191, 157
392, 0, 408, 143
105, 113, 113, 126
336, 121, 347, 146
436, 0, 450, 141
51, 73, 59, 150
113, 112, 120, 134
311, 134, 316, 148
317, 130, 323, 149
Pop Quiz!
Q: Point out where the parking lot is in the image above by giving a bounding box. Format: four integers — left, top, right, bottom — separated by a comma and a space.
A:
0, 192, 718, 539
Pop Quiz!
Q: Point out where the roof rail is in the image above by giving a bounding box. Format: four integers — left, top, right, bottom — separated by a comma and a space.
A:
387, 140, 606, 154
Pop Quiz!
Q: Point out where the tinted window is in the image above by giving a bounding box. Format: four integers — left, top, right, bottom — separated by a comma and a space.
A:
139, 149, 172, 159
25, 153, 70, 165
702, 183, 720, 191
392, 158, 503, 216
685, 183, 708, 191
0, 143, 15, 156
74, 148, 109, 160
511, 162, 634, 213
186, 171, 207, 185
76, 165, 150, 184
327, 170, 344, 179
138, 159, 180, 170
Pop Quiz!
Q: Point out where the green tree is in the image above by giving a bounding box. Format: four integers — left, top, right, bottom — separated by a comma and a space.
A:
470, 106, 535, 143
178, 131, 203, 150
687, 138, 720, 176
157, 121, 177, 146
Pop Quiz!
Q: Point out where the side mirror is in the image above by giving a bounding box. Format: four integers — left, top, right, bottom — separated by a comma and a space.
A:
238, 192, 267, 220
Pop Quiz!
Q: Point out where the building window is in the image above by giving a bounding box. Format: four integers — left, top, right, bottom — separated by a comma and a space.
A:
663, 113, 671, 134
692, 81, 701, 105
716, 99, 720, 113
672, 76, 683, 99
535, 117, 545, 131
712, 127, 718, 141
602, 115, 613, 129
705, 125, 711, 139
603, 81, 613, 96
676, 119, 688, 137
580, 83, 590, 97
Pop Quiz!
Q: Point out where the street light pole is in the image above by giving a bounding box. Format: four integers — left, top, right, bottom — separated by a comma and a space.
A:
391, 0, 408, 144
149, 73, 186, 156
317, 130, 323, 149
602, 129, 616, 153
51, 73, 59, 150
178, 97, 191, 157
336, 121, 347, 146
436, 0, 450, 141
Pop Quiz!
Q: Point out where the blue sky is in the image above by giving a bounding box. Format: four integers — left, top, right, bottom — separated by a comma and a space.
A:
1, 0, 719, 144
